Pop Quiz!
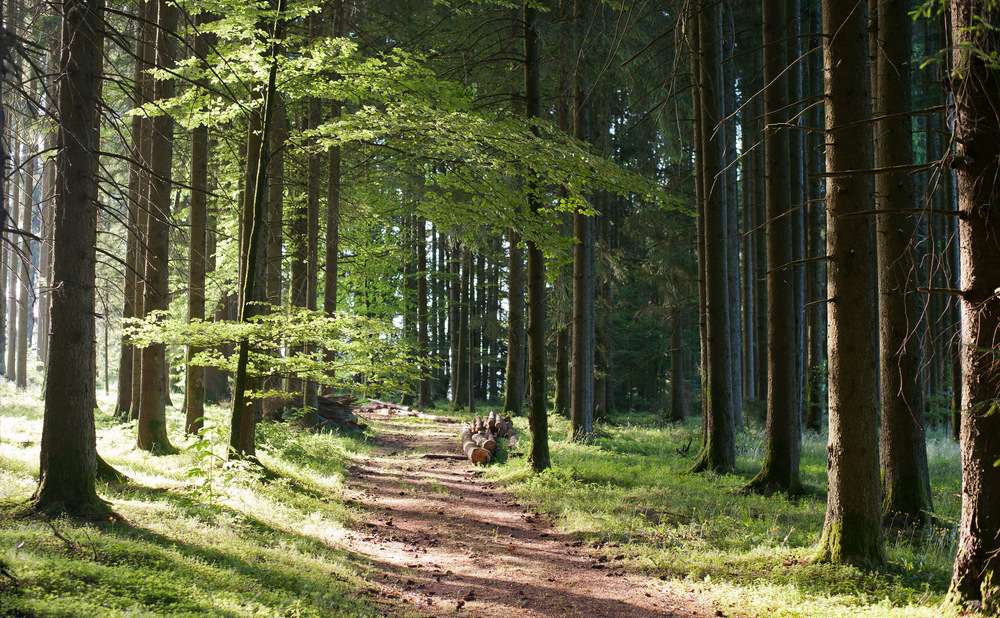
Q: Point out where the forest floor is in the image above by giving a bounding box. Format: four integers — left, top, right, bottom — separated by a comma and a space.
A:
343, 413, 719, 617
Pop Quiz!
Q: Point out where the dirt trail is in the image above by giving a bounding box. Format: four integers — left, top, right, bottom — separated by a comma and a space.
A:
343, 416, 720, 617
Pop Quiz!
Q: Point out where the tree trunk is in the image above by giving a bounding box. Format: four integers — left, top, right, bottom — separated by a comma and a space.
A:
668, 308, 686, 422
804, 0, 826, 432
116, 46, 140, 416
230, 0, 285, 461
874, 0, 932, 527
946, 1, 1000, 610
448, 243, 460, 399
722, 0, 742, 427
35, 0, 107, 515
5, 143, 19, 383
569, 0, 595, 441
136, 0, 177, 454
570, 210, 595, 438
503, 228, 524, 415
746, 0, 801, 495
130, 0, 156, 421
324, 1, 344, 379
814, 0, 884, 568
524, 1, 549, 471
16, 152, 34, 390
454, 247, 472, 411
752, 93, 768, 402
298, 8, 324, 420
468, 248, 476, 413
184, 11, 210, 436
266, 97, 285, 309
0, 1, 7, 384
38, 127, 55, 368
689, 0, 735, 474
741, 110, 756, 405
554, 318, 570, 418
788, 0, 807, 440
417, 216, 431, 407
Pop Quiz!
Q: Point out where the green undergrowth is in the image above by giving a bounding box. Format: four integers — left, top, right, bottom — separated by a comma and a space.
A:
488, 411, 961, 618
0, 383, 406, 618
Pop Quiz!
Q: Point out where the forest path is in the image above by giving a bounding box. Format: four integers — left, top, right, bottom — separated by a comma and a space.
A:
342, 415, 719, 617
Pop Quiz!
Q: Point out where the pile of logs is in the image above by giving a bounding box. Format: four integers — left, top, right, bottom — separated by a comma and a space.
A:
356, 398, 414, 414
460, 411, 517, 465
312, 393, 367, 433
357, 398, 457, 423
273, 392, 368, 433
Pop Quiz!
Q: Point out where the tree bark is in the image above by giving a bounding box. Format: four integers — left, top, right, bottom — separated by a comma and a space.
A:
448, 242, 460, 399
16, 151, 34, 390
569, 0, 595, 441
35, 0, 107, 515
874, 0, 932, 527
136, 0, 177, 454
814, 0, 884, 568
5, 143, 19, 383
230, 0, 285, 461
416, 216, 431, 407
747, 0, 801, 494
0, 0, 7, 384
38, 128, 55, 368
524, 1, 549, 471
130, 0, 156, 420
298, 8, 324, 421
786, 0, 807, 442
503, 228, 524, 416
804, 1, 826, 432
266, 97, 285, 309
668, 308, 686, 422
722, 0, 742, 426
946, 0, 1000, 610
324, 1, 344, 379
689, 0, 735, 474
184, 10, 210, 436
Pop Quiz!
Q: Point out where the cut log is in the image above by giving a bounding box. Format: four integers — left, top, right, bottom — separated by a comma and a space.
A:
482, 432, 498, 455
461, 428, 491, 465
368, 398, 413, 412
458, 413, 519, 466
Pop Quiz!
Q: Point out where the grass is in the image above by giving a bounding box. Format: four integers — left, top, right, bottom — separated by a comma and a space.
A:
0, 382, 405, 618
0, 384, 964, 617
488, 410, 961, 618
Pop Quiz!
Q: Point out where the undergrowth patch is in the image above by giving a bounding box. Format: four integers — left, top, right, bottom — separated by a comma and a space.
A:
0, 383, 400, 617
488, 411, 960, 618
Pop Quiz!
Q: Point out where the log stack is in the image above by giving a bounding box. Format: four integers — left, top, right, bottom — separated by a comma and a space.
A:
275, 392, 368, 433
313, 393, 367, 433
460, 411, 517, 465
356, 398, 458, 423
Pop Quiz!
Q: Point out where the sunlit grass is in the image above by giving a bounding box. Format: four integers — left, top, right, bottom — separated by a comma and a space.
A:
0, 381, 398, 617
489, 408, 960, 618
0, 382, 964, 617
